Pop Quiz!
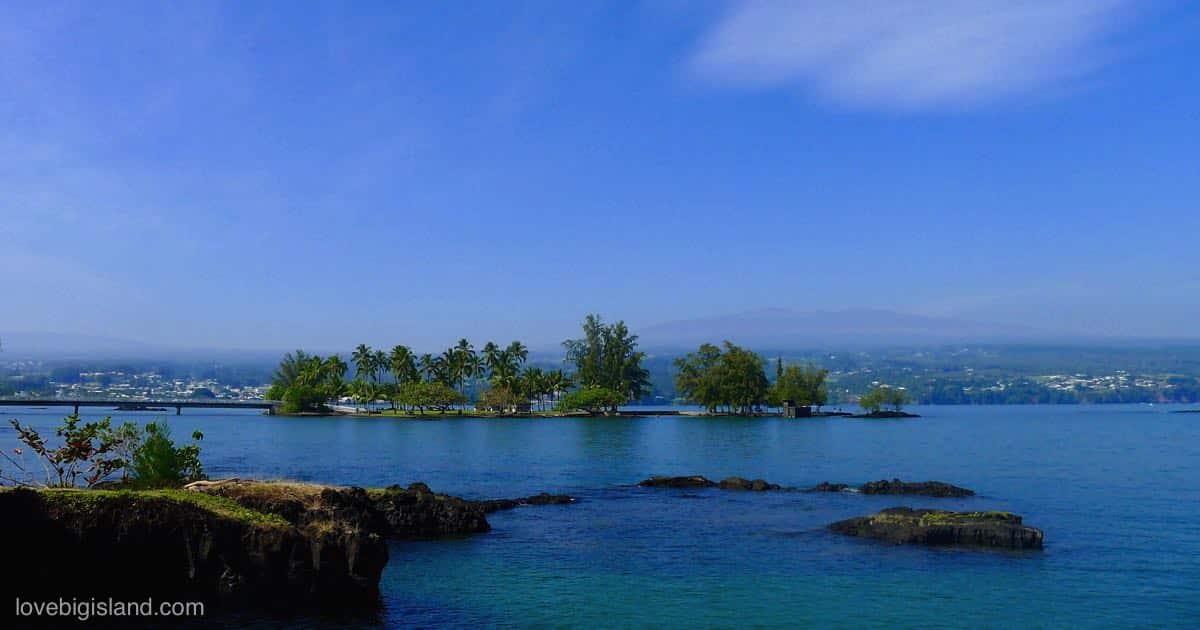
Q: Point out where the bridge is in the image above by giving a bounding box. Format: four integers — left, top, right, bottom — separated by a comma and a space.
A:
0, 399, 280, 416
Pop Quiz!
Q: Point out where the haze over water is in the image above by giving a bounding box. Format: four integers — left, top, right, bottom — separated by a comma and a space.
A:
4, 405, 1197, 627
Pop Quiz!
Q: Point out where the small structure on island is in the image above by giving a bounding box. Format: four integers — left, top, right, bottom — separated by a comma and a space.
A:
782, 400, 811, 418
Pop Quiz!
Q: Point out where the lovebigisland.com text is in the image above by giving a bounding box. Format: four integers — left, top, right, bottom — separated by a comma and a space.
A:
14, 597, 205, 622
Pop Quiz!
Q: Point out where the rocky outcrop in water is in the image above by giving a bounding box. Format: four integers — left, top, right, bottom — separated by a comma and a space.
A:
638, 475, 785, 491
0, 487, 387, 608
829, 507, 1043, 550
809, 479, 973, 497
717, 476, 782, 491
859, 479, 974, 497
638, 475, 719, 488
369, 483, 491, 537
477, 492, 575, 513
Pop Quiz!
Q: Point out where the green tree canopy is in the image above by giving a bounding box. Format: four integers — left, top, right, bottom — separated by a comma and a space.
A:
674, 341, 770, 414
563, 314, 649, 411
770, 363, 829, 409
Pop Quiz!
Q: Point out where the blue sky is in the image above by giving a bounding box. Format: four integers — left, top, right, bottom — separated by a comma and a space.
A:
3, 1, 1198, 351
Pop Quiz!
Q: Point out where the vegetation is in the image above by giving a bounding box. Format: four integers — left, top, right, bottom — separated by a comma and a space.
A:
34, 488, 289, 528
858, 385, 910, 414
768, 360, 829, 410
265, 350, 348, 413
674, 342, 770, 414
475, 385, 522, 413
1, 415, 205, 488
130, 422, 205, 488
556, 387, 626, 415
563, 314, 650, 413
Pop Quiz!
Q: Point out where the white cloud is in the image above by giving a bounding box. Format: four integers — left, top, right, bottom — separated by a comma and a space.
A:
691, 0, 1141, 109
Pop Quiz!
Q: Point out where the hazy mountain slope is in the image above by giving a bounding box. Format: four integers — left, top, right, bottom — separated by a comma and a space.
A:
637, 308, 1052, 350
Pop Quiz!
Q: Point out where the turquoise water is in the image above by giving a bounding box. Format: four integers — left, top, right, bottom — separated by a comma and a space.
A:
3, 405, 1199, 627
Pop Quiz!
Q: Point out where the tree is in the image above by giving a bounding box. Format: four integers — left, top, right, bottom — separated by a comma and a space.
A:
674, 341, 769, 414
3, 415, 135, 488
476, 385, 521, 413
454, 338, 477, 407
557, 387, 626, 415
389, 345, 418, 386
131, 422, 205, 488
482, 341, 501, 376
347, 378, 376, 413
859, 385, 909, 414
488, 343, 525, 391
519, 366, 547, 411
396, 381, 465, 414
563, 314, 650, 412
352, 344, 374, 380
770, 363, 829, 410
546, 369, 573, 407
372, 350, 388, 383
268, 350, 345, 412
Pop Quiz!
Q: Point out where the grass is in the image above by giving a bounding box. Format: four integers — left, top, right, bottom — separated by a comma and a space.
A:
32, 487, 291, 529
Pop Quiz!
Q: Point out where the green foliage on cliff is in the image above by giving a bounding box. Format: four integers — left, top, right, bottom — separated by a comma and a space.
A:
32, 488, 290, 528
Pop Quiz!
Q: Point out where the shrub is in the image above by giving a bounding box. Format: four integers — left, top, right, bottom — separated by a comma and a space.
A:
2, 415, 133, 488
131, 422, 205, 488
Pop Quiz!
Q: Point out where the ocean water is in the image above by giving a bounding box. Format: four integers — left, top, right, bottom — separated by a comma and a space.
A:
3, 405, 1198, 627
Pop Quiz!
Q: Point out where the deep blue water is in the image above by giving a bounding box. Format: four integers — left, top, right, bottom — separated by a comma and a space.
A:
3, 405, 1199, 627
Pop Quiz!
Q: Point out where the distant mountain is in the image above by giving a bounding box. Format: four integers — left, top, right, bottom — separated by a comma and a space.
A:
636, 308, 1056, 351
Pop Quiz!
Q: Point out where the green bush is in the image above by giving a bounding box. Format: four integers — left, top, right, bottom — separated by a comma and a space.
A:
131, 422, 205, 488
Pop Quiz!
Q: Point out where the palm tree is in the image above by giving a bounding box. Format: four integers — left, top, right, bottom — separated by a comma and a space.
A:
372, 349, 388, 383
506, 341, 528, 366
324, 355, 348, 382
348, 378, 372, 413
453, 338, 476, 406
272, 349, 313, 387
489, 349, 520, 391
390, 345, 417, 385
352, 344, 373, 380
546, 369, 572, 409
419, 353, 436, 382
463, 353, 482, 403
521, 366, 546, 410
482, 341, 500, 378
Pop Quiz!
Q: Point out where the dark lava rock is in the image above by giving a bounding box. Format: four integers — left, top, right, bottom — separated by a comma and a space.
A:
369, 484, 490, 537
477, 492, 575, 513
859, 479, 975, 497
0, 487, 386, 609
717, 476, 781, 491
637, 475, 718, 488
809, 482, 853, 492
829, 507, 1043, 550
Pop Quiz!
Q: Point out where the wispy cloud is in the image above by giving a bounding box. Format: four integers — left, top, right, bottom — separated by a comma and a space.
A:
691, 0, 1143, 109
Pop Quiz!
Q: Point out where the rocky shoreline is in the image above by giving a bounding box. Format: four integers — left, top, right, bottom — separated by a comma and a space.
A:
1, 473, 1041, 612
0, 480, 576, 611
